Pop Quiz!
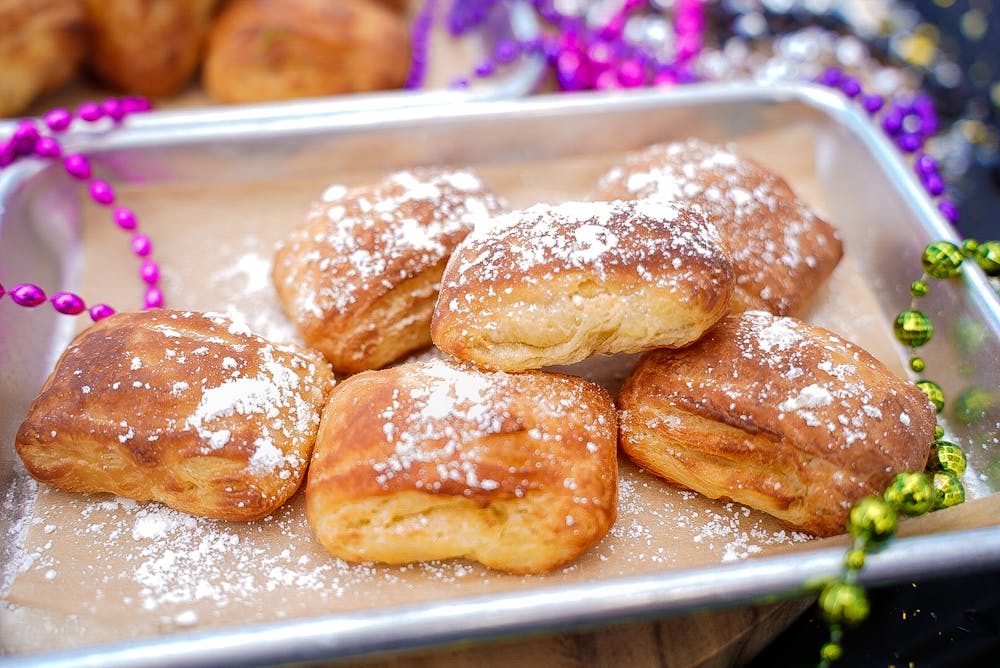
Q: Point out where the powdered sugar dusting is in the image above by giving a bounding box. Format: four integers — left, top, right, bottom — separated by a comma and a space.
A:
597, 137, 841, 315
275, 167, 506, 319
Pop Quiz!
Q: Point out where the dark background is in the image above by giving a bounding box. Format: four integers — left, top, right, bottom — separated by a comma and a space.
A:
750, 1, 999, 666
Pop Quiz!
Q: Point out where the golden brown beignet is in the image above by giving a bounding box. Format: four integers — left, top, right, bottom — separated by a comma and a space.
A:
273, 167, 506, 375
202, 0, 410, 104
597, 138, 843, 316
83, 0, 221, 98
618, 310, 935, 537
431, 198, 734, 372
306, 359, 619, 574
15, 309, 334, 522
0, 0, 86, 117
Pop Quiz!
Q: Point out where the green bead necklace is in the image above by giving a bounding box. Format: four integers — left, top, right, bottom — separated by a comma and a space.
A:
816, 238, 999, 667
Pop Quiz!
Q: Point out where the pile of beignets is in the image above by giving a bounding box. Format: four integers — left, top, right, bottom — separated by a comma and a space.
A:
0, 0, 410, 117
16, 139, 937, 575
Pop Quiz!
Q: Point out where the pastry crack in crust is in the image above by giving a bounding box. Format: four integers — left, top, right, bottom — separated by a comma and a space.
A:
15, 309, 334, 522
306, 359, 619, 573
619, 310, 935, 537
432, 198, 734, 371
596, 137, 842, 316
273, 167, 506, 374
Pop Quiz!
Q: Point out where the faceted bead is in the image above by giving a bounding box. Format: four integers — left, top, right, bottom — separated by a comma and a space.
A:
847, 497, 897, 545
893, 310, 933, 347
909, 356, 925, 373
927, 441, 967, 477
952, 387, 994, 425
819, 581, 870, 626
921, 241, 964, 279
883, 471, 935, 516
820, 641, 844, 663
89, 304, 115, 321
975, 240, 1000, 276
844, 547, 866, 570
932, 472, 965, 509
917, 380, 945, 413
10, 283, 46, 307
51, 291, 86, 315
910, 280, 928, 297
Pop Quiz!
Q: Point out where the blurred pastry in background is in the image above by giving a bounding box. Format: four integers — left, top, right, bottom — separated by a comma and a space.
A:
0, 0, 87, 117
203, 0, 411, 104
82, 0, 222, 99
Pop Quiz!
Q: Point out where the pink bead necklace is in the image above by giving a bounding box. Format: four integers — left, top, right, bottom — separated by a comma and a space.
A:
0, 97, 158, 321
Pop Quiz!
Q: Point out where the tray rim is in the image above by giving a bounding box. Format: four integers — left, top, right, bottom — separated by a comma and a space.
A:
2, 81, 999, 667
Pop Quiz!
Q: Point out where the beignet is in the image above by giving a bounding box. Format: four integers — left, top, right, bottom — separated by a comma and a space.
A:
431, 198, 734, 372
618, 310, 935, 537
15, 309, 334, 522
597, 138, 843, 316
306, 359, 618, 574
273, 167, 506, 375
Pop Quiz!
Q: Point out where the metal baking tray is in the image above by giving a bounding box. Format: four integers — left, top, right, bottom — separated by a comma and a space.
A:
2, 83, 999, 667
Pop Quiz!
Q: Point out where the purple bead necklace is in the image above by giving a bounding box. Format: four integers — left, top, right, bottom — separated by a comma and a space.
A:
0, 97, 157, 321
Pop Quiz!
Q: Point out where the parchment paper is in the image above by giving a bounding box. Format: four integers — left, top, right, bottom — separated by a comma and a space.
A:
3, 126, 995, 654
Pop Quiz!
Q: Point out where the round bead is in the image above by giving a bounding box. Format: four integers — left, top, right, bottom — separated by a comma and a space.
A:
961, 239, 979, 256
89, 180, 115, 205
0, 281, 5, 299
897, 132, 922, 153
77, 101, 104, 123
934, 424, 945, 440
139, 260, 160, 284
847, 496, 898, 545
819, 581, 870, 627
11, 120, 39, 156
63, 154, 92, 180
927, 441, 967, 477
844, 547, 867, 570
916, 380, 945, 413
914, 153, 937, 177
50, 291, 86, 315
923, 172, 945, 197
909, 279, 928, 297
909, 356, 925, 373
938, 199, 959, 224
861, 93, 883, 114
816, 67, 843, 87
101, 98, 125, 122
121, 96, 152, 114
89, 304, 116, 321
974, 240, 1000, 276
952, 387, 994, 425
131, 233, 152, 257
819, 641, 844, 663
113, 207, 137, 230
43, 108, 73, 132
144, 286, 164, 309
893, 310, 933, 347
883, 471, 935, 516
10, 283, 46, 307
838, 75, 861, 98
932, 472, 965, 509
0, 141, 14, 167
921, 241, 965, 279
34, 136, 62, 159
